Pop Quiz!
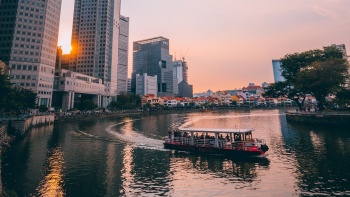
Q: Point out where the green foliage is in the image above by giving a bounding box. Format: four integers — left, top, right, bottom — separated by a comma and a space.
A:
264, 46, 349, 110
145, 102, 152, 108
0, 74, 37, 113
296, 59, 349, 109
336, 88, 350, 103
108, 93, 141, 110
77, 100, 98, 110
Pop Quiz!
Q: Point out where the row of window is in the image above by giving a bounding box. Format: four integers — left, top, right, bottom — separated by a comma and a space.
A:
59, 80, 102, 90
11, 64, 38, 71
11, 75, 37, 80
11, 56, 40, 63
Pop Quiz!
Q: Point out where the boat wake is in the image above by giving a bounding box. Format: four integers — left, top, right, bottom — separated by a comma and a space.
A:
105, 119, 168, 151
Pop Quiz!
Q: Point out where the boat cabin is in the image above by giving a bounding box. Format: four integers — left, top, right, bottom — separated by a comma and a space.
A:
167, 127, 257, 149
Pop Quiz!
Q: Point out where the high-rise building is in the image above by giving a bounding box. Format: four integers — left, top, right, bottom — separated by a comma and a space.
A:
173, 58, 193, 97
331, 44, 347, 58
272, 60, 285, 83
136, 73, 157, 97
71, 0, 121, 106
117, 15, 129, 95
132, 37, 174, 96
0, 0, 62, 107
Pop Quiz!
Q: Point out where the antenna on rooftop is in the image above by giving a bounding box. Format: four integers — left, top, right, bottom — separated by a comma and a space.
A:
182, 48, 189, 61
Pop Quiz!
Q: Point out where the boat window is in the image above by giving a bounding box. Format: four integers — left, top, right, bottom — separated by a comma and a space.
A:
234, 133, 241, 141
245, 133, 252, 140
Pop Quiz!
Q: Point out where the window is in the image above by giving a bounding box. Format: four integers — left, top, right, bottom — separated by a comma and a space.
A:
161, 60, 166, 68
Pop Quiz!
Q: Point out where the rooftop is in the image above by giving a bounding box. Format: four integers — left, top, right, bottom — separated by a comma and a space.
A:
179, 128, 254, 134
134, 36, 168, 45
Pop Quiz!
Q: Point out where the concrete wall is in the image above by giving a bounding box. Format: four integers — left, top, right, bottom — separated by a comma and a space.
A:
286, 112, 350, 126
11, 115, 55, 135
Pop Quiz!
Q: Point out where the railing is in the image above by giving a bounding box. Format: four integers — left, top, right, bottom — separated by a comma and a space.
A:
165, 137, 265, 150
165, 136, 264, 151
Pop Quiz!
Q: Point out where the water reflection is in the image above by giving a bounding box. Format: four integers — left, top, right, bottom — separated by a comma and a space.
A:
3, 110, 350, 196
36, 147, 64, 196
283, 124, 350, 196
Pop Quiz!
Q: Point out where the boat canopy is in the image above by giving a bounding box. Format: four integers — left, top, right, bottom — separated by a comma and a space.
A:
178, 128, 254, 134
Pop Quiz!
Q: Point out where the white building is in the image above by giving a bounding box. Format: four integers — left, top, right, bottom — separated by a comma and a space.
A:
136, 73, 157, 96
331, 44, 347, 58
53, 69, 105, 110
0, 0, 62, 107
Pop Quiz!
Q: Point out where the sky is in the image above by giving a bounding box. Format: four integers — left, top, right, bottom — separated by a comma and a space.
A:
58, 0, 350, 93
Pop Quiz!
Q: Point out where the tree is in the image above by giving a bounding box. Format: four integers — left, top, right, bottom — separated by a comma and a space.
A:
296, 59, 349, 110
107, 93, 142, 110
264, 46, 348, 110
77, 100, 97, 110
0, 74, 37, 113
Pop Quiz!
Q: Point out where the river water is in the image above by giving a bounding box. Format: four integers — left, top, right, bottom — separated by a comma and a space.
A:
2, 109, 350, 196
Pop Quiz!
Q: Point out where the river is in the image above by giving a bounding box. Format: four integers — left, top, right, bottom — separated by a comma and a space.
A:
2, 109, 350, 196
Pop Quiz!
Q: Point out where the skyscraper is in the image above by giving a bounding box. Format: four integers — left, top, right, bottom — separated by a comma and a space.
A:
71, 0, 121, 105
0, 0, 62, 107
272, 60, 285, 83
132, 37, 174, 96
173, 58, 193, 97
117, 15, 129, 95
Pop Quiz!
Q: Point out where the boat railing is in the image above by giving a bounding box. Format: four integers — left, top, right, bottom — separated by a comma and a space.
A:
165, 136, 263, 151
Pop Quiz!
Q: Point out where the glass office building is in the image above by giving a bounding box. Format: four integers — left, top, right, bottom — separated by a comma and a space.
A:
132, 37, 174, 96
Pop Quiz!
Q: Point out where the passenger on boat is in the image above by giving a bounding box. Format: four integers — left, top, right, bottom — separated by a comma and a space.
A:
200, 133, 205, 139
226, 134, 230, 141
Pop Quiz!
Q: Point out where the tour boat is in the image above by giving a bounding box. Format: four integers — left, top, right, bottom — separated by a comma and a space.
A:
164, 128, 269, 157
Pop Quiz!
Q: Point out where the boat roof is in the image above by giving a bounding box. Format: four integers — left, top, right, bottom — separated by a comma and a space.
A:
178, 127, 254, 134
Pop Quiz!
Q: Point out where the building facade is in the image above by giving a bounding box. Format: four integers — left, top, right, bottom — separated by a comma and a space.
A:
135, 73, 157, 97
71, 0, 121, 106
331, 44, 347, 58
117, 15, 129, 95
52, 69, 105, 110
0, 0, 62, 107
272, 60, 285, 83
132, 37, 174, 96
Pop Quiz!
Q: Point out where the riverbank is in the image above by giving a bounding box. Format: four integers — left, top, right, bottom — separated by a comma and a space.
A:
55, 106, 295, 123
286, 111, 350, 126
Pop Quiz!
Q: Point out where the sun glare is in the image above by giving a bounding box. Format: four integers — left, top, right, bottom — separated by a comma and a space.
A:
60, 45, 72, 55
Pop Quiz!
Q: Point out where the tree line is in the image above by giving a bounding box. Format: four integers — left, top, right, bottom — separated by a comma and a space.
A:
264, 46, 350, 110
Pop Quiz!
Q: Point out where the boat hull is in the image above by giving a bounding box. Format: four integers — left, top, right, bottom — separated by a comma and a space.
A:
164, 143, 265, 157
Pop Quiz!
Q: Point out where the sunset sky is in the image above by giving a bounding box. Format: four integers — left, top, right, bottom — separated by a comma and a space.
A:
58, 0, 350, 93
